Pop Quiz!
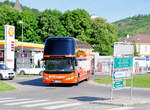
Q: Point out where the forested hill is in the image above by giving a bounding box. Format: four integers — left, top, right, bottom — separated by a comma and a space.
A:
0, 0, 40, 15
113, 14, 150, 38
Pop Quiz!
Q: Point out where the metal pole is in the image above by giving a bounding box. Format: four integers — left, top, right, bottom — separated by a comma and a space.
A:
110, 57, 114, 101
130, 57, 133, 99
21, 20, 24, 67
22, 21, 23, 53
130, 46, 134, 100
131, 73, 133, 99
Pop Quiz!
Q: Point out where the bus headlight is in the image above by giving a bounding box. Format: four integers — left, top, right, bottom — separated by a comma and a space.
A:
66, 76, 74, 80
43, 77, 49, 80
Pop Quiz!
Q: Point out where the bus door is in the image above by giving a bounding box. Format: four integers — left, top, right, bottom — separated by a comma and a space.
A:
77, 58, 90, 81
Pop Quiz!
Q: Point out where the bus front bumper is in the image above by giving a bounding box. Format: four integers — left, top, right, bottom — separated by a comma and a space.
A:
43, 76, 77, 84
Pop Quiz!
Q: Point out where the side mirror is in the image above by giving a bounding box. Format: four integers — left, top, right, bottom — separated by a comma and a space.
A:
75, 60, 78, 66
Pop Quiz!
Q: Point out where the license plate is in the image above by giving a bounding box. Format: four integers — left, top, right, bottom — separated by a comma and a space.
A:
54, 80, 62, 83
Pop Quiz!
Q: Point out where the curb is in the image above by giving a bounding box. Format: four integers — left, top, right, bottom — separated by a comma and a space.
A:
91, 98, 150, 106
88, 80, 150, 106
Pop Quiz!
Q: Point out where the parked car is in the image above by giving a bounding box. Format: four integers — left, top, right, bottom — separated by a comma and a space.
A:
0, 64, 15, 80
17, 65, 44, 75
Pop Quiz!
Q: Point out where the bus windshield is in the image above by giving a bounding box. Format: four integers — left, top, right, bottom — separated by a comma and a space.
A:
45, 58, 74, 73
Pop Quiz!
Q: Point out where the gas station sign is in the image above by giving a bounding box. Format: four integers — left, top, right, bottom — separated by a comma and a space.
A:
4, 25, 15, 69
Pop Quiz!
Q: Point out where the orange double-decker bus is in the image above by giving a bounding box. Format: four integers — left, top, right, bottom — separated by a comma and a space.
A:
43, 37, 93, 85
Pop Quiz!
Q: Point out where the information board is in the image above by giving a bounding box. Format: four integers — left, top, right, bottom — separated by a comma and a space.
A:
111, 42, 134, 100
114, 57, 133, 68
114, 42, 134, 57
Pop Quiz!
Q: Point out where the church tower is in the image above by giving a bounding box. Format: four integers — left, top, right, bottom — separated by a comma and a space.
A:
14, 0, 22, 12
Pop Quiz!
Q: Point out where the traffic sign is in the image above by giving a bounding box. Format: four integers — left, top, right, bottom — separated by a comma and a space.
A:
114, 57, 133, 68
114, 42, 134, 57
113, 80, 126, 88
113, 70, 131, 79
146, 56, 149, 61
21, 52, 24, 57
111, 42, 134, 100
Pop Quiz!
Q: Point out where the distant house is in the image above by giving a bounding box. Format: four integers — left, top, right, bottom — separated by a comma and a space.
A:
91, 15, 100, 21
76, 39, 93, 54
120, 34, 150, 57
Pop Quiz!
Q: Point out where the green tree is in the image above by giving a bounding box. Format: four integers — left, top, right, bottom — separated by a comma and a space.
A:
0, 2, 4, 7
91, 17, 118, 55
19, 10, 41, 43
61, 9, 92, 42
132, 40, 138, 56
0, 5, 20, 40
37, 9, 67, 42
23, 6, 40, 15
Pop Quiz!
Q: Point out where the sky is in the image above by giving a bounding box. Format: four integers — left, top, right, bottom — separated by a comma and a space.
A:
1, 0, 150, 23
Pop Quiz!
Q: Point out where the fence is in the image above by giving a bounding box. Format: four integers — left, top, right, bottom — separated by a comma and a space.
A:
133, 57, 150, 73
94, 56, 113, 75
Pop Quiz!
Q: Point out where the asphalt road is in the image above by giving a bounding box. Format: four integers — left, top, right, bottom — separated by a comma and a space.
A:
0, 75, 150, 110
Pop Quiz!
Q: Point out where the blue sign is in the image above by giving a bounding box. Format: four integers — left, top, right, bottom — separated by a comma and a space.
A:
21, 52, 24, 57
113, 70, 131, 79
146, 56, 149, 61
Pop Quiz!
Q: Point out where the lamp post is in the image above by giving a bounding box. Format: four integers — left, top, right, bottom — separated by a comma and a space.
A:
19, 20, 23, 53
19, 20, 24, 67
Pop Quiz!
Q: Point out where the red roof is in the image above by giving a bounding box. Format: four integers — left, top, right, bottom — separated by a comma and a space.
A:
120, 34, 150, 43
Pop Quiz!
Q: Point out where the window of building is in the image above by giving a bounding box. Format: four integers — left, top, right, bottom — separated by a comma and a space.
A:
145, 46, 148, 52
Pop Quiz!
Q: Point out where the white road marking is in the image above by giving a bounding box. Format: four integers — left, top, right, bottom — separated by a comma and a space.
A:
107, 107, 134, 110
0, 98, 14, 100
4, 100, 47, 105
43, 103, 81, 110
0, 99, 30, 103
23, 101, 67, 107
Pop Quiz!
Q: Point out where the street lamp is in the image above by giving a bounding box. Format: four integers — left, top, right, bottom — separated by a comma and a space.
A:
19, 20, 23, 53
19, 20, 24, 67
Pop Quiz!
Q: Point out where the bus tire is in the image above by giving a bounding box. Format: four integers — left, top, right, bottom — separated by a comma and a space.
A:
86, 76, 89, 81
9, 76, 14, 80
20, 71, 25, 75
75, 75, 79, 86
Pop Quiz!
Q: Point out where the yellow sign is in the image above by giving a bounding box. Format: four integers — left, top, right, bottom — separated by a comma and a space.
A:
8, 27, 14, 37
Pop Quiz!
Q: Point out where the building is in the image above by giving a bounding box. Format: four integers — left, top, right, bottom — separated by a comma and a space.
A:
76, 39, 93, 54
14, 0, 22, 12
91, 15, 100, 21
0, 40, 44, 71
120, 34, 150, 57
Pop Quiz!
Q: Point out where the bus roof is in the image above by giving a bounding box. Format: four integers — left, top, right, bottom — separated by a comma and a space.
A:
44, 37, 76, 56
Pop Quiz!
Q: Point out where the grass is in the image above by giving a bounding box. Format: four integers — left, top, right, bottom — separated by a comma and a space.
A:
95, 76, 150, 88
0, 81, 16, 91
